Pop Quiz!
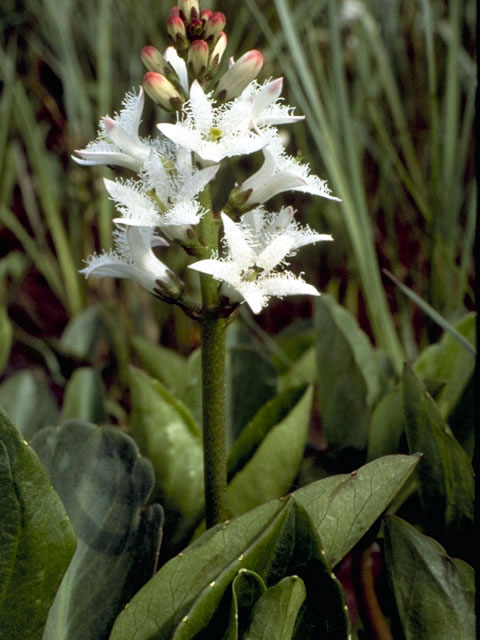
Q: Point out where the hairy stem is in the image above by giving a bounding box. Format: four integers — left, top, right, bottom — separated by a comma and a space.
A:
200, 308, 228, 528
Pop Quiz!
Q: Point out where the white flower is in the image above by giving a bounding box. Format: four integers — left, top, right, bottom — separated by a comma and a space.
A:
73, 89, 156, 173
233, 78, 304, 130
102, 148, 218, 242
80, 225, 182, 298
158, 80, 267, 163
189, 211, 331, 313
157, 76, 306, 165
164, 46, 189, 95
239, 139, 341, 206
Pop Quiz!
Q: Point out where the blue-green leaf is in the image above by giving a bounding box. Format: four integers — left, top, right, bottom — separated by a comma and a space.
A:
60, 367, 107, 424
0, 407, 76, 640
314, 295, 382, 450
128, 366, 203, 549
384, 515, 474, 640
0, 370, 58, 440
31, 420, 162, 640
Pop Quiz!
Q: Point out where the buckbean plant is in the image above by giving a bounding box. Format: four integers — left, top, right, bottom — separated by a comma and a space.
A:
0, 1, 475, 640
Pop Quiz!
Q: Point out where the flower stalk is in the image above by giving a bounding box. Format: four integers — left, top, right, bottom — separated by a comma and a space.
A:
74, 0, 340, 531
199, 310, 228, 527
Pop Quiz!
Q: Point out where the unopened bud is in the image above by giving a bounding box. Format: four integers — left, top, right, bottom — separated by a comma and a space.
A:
208, 32, 227, 72
204, 12, 226, 45
143, 72, 184, 111
141, 46, 166, 73
178, 0, 199, 23
187, 39, 209, 79
216, 50, 264, 101
168, 13, 188, 49
200, 9, 212, 22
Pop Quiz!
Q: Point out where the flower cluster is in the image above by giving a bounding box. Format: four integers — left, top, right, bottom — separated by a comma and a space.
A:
74, 0, 339, 315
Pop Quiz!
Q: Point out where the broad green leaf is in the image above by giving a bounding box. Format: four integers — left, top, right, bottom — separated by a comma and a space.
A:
60, 367, 107, 424
132, 336, 189, 395
128, 366, 203, 548
133, 339, 203, 426
0, 306, 13, 373
227, 386, 313, 516
30, 420, 163, 640
414, 312, 476, 418
384, 515, 474, 640
278, 346, 316, 393
402, 365, 474, 551
224, 570, 266, 640
59, 307, 106, 360
109, 500, 290, 640
295, 453, 420, 567
272, 322, 313, 375
110, 498, 348, 640
0, 370, 58, 440
0, 407, 76, 640
314, 295, 381, 450
226, 327, 277, 445
367, 385, 405, 461
245, 576, 306, 640
227, 386, 307, 479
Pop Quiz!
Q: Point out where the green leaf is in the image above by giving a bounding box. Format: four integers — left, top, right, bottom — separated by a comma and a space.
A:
0, 306, 13, 373
278, 346, 317, 393
30, 420, 163, 640
384, 515, 475, 640
224, 570, 267, 640
314, 295, 381, 450
402, 364, 474, 552
226, 325, 277, 445
59, 307, 106, 360
0, 370, 58, 440
244, 576, 306, 640
132, 339, 203, 427
0, 407, 76, 640
413, 312, 476, 419
294, 453, 420, 567
132, 336, 189, 395
227, 386, 313, 516
367, 385, 405, 461
60, 367, 107, 424
128, 366, 204, 548
109, 498, 348, 640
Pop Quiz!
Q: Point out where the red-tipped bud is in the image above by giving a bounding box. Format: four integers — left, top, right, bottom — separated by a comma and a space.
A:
178, 0, 199, 23
200, 8, 212, 22
208, 32, 228, 73
143, 72, 184, 111
168, 14, 188, 49
204, 12, 226, 45
169, 6, 181, 19
216, 50, 264, 101
187, 39, 209, 78
141, 46, 166, 73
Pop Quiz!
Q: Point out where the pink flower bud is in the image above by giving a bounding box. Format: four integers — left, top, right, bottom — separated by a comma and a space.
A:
141, 46, 166, 73
167, 14, 188, 49
143, 72, 184, 111
178, 0, 199, 23
204, 12, 226, 44
216, 50, 264, 101
200, 9, 212, 22
187, 39, 209, 78
208, 32, 227, 72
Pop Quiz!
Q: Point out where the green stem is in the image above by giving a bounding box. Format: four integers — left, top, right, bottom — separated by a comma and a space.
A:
200, 307, 228, 528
